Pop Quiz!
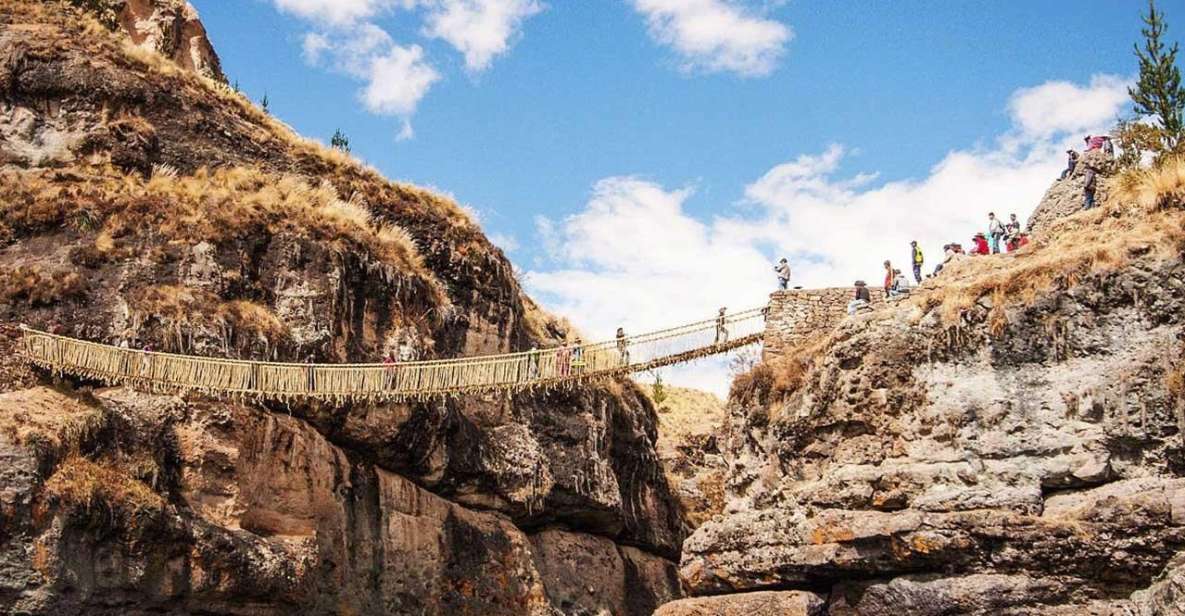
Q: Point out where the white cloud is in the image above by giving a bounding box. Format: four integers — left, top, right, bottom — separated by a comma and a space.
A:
420, 0, 545, 72
524, 74, 1130, 396
360, 44, 441, 115
287, 19, 438, 134
272, 0, 542, 137
632, 0, 792, 77
302, 32, 332, 63
273, 0, 402, 26
1008, 74, 1131, 140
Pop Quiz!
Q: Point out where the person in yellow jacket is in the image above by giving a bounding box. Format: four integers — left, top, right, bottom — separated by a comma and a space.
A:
910, 241, 924, 283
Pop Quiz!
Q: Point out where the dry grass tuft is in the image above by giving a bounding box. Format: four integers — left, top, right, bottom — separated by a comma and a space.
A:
1113, 156, 1185, 212
917, 203, 1185, 326
40, 456, 164, 526
0, 388, 107, 458
130, 285, 290, 353
0, 265, 87, 306
0, 166, 440, 300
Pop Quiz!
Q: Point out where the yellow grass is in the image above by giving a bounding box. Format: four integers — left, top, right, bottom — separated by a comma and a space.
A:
0, 265, 86, 307
1112, 155, 1185, 212
130, 285, 290, 352
0, 165, 442, 304
916, 196, 1185, 326
0, 388, 106, 456
12, 0, 481, 239
40, 456, 164, 525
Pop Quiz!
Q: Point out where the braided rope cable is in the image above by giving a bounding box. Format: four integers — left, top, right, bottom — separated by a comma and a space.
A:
18, 307, 766, 402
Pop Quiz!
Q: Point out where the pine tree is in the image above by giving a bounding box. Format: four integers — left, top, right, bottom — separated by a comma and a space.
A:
651, 372, 667, 405
232, 80, 240, 94
331, 129, 351, 153
1129, 0, 1185, 152
260, 93, 270, 113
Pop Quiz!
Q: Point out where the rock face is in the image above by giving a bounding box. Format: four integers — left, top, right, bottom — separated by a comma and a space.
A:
673, 243, 1185, 614
764, 287, 888, 360
115, 0, 226, 81
655, 590, 826, 616
0, 2, 686, 613
652, 385, 731, 528
1028, 149, 1115, 238
0, 387, 682, 615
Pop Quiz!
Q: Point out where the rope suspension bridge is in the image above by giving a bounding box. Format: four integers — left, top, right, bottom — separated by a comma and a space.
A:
19, 307, 766, 403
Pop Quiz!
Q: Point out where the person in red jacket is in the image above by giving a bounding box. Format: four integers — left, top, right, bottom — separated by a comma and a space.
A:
970, 233, 990, 255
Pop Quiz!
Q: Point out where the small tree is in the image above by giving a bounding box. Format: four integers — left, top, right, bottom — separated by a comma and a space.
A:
232, 79, 240, 94
1129, 0, 1185, 153
331, 129, 351, 153
1113, 117, 1165, 168
260, 93, 270, 113
650, 371, 667, 406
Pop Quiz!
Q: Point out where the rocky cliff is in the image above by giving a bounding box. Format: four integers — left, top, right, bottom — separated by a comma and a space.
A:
667, 175, 1185, 614
0, 1, 686, 613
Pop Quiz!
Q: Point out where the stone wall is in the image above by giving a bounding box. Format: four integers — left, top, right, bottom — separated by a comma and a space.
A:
763, 287, 886, 359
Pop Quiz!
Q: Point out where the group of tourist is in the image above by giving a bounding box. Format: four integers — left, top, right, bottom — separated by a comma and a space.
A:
1061, 134, 1115, 211
773, 210, 1033, 317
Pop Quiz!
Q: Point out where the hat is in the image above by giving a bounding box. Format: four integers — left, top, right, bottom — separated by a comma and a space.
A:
854, 280, 867, 287
910, 240, 917, 245
779, 257, 787, 262
974, 232, 985, 237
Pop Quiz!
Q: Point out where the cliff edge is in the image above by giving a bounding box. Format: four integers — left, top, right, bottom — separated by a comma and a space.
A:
664, 166, 1185, 615
0, 2, 685, 614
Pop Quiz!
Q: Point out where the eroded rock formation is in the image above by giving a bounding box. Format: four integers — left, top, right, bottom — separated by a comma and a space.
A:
0, 2, 686, 613
671, 210, 1185, 613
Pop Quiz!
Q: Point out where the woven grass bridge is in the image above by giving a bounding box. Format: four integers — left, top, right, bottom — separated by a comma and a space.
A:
19, 307, 765, 403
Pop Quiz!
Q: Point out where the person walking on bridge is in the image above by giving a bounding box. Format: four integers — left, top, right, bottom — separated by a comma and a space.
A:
616, 328, 630, 366
714, 307, 729, 345
774, 258, 792, 290
570, 338, 586, 374
909, 241, 923, 283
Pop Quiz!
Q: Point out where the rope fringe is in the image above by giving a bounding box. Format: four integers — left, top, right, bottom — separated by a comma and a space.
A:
19, 308, 765, 403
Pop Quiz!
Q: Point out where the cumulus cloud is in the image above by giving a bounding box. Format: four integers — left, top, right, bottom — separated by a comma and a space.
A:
631, 0, 792, 77
1009, 74, 1132, 140
524, 74, 1130, 395
360, 44, 441, 115
271, 0, 542, 138
420, 0, 545, 72
273, 0, 401, 25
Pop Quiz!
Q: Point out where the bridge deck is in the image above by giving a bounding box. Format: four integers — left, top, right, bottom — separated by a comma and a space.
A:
19, 309, 764, 403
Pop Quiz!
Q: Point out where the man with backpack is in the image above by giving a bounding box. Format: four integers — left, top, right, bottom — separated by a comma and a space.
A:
909, 241, 923, 283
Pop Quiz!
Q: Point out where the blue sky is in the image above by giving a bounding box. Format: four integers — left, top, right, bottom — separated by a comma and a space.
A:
193, 0, 1170, 393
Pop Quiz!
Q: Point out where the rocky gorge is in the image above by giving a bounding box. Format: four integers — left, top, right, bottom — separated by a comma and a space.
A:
0, 1, 684, 613
2, 1, 1185, 615
662, 175, 1185, 613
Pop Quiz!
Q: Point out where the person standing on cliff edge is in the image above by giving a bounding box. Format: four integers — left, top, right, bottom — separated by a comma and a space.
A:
883, 260, 893, 295
909, 241, 923, 283
774, 258, 792, 290
988, 212, 1005, 254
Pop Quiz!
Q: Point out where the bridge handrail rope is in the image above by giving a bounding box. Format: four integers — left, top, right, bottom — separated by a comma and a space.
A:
18, 307, 766, 402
